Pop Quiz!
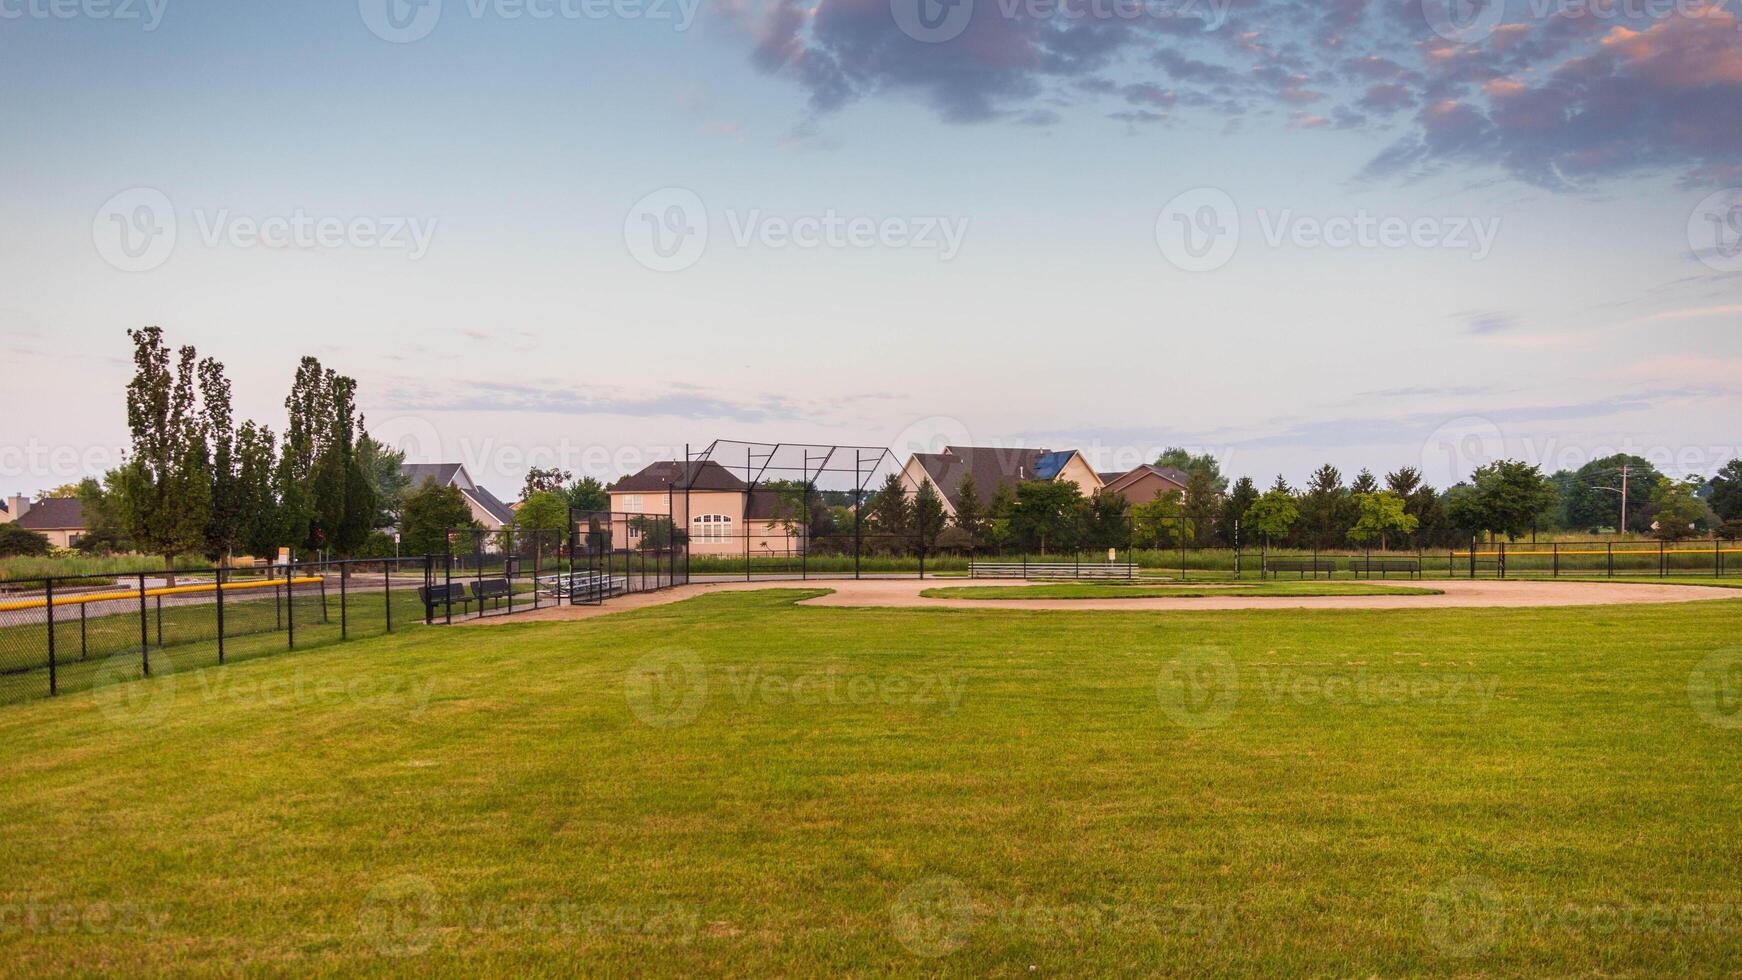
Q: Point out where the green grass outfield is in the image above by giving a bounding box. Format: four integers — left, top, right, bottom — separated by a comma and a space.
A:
2, 590, 1741, 974
919, 581, 1443, 600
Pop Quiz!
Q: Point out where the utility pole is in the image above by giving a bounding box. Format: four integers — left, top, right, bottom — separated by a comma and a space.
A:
1619, 464, 1629, 535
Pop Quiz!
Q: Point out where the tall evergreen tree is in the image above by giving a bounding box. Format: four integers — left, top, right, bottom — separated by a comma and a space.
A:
198, 357, 242, 561
235, 420, 281, 558
953, 473, 984, 546
115, 327, 211, 582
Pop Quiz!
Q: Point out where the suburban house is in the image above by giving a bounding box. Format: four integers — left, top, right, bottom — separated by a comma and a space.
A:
1, 494, 87, 548
606, 460, 806, 557
400, 463, 517, 530
901, 446, 1105, 517
1099, 464, 1191, 506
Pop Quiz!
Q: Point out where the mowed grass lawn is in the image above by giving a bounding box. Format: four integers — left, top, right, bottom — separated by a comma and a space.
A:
2, 590, 1741, 975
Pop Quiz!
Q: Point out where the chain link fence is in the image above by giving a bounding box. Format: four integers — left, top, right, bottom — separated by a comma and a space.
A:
0, 557, 432, 708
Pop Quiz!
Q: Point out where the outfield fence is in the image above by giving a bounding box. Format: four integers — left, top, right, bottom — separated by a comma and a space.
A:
0, 557, 434, 708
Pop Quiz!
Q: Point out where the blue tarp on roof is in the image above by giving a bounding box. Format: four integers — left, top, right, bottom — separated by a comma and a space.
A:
1033, 451, 1074, 481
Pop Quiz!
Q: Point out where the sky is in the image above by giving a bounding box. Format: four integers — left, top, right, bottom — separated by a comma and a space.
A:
1, 0, 1739, 500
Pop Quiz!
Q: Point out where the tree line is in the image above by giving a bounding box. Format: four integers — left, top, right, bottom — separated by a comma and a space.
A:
748, 448, 1742, 556
60, 327, 410, 573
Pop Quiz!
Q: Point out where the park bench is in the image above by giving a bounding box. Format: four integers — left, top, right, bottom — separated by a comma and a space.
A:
970, 562, 1133, 580
418, 583, 474, 616
468, 578, 513, 611
1348, 558, 1420, 579
1266, 559, 1338, 578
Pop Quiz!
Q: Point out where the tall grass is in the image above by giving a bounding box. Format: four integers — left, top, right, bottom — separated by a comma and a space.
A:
0, 554, 209, 582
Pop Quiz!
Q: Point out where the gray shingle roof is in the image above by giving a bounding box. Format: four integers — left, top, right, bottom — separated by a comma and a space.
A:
15, 497, 84, 530
611, 461, 748, 494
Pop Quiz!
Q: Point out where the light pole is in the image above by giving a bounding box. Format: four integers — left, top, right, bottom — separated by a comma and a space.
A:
1590, 464, 1630, 535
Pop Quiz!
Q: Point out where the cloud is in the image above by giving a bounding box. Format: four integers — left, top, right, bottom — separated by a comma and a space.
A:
735, 0, 1742, 187
376, 378, 821, 423
1458, 310, 1518, 334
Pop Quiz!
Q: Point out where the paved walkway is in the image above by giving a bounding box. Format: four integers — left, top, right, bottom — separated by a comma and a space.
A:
464, 577, 1740, 625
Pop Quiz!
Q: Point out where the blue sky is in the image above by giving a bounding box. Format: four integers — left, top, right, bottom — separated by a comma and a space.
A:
1, 0, 1738, 498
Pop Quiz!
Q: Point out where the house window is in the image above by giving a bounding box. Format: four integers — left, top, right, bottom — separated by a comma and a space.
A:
693, 514, 733, 543
621, 495, 643, 513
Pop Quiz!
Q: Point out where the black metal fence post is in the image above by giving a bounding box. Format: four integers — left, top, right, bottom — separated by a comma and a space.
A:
216, 566, 226, 665
46, 578, 56, 697
287, 561, 296, 650
445, 553, 453, 626
340, 562, 349, 640
386, 561, 394, 632
138, 573, 150, 677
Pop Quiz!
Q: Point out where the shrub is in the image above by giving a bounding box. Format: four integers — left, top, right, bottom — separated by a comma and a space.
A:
0, 524, 53, 558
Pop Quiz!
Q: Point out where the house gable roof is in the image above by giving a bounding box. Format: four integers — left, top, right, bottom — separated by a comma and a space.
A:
913, 446, 1103, 511
1103, 464, 1190, 496
464, 483, 517, 526
610, 460, 749, 494
401, 463, 468, 490
15, 497, 84, 530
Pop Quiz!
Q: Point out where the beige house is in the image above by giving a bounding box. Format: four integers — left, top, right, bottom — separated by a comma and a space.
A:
607, 461, 806, 557
1099, 464, 1190, 506
901, 446, 1104, 516
1, 494, 87, 548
